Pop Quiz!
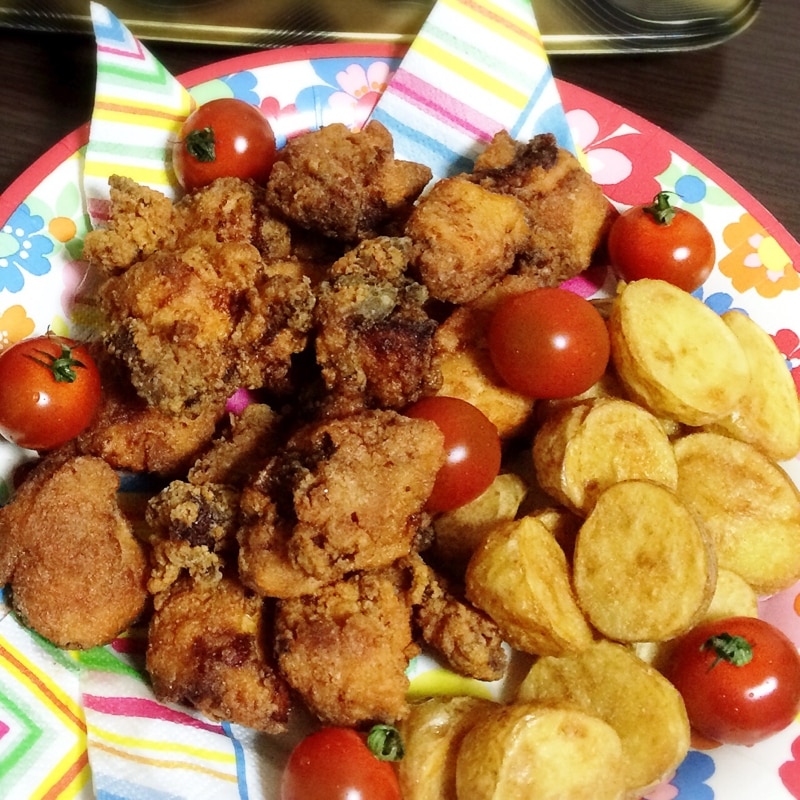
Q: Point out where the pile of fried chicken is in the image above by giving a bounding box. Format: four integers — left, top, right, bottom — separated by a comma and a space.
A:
0, 121, 612, 733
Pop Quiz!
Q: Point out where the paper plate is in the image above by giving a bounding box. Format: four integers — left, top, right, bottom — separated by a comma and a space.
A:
1, 42, 800, 799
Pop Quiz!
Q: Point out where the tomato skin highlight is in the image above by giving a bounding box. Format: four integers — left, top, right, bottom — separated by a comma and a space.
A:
607, 193, 715, 292
405, 396, 501, 513
665, 616, 800, 746
173, 98, 277, 191
487, 287, 610, 399
0, 335, 102, 451
280, 727, 401, 800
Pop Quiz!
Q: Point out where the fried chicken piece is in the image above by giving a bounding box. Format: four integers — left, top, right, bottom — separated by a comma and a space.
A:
187, 402, 281, 487
83, 176, 291, 276
274, 568, 418, 726
434, 305, 536, 438
314, 237, 441, 415
0, 455, 148, 649
82, 175, 179, 275
237, 409, 444, 594
147, 573, 291, 733
406, 176, 530, 304
266, 121, 432, 241
469, 131, 614, 289
146, 481, 241, 594
407, 556, 507, 682
74, 347, 224, 476
98, 240, 315, 416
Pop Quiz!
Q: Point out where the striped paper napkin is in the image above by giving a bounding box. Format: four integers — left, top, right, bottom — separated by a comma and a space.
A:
83, 1, 194, 227
369, 0, 575, 181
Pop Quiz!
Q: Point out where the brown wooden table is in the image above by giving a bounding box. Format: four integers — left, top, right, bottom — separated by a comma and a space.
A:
0, 0, 797, 239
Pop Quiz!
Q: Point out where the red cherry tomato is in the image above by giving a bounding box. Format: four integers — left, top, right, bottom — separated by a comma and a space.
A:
172, 97, 277, 191
0, 334, 102, 451
607, 192, 715, 292
665, 616, 800, 746
487, 287, 610, 399
281, 726, 402, 800
405, 396, 501, 513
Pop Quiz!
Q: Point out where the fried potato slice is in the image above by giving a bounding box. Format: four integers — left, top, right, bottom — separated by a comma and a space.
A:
533, 397, 678, 516
674, 431, 800, 594
432, 472, 527, 576
706, 310, 800, 461
516, 639, 690, 799
396, 696, 497, 800
455, 702, 626, 800
609, 278, 748, 426
465, 516, 594, 656
573, 480, 716, 642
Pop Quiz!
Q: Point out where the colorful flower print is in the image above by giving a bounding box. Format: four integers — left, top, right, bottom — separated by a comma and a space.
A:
565, 107, 672, 206
0, 204, 54, 293
719, 213, 800, 298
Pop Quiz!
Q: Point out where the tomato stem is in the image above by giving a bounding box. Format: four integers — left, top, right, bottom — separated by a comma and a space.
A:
28, 344, 86, 383
702, 632, 754, 670
184, 126, 217, 163
366, 724, 404, 762
644, 191, 679, 225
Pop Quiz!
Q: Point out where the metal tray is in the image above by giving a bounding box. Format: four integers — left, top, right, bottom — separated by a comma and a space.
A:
0, 0, 760, 53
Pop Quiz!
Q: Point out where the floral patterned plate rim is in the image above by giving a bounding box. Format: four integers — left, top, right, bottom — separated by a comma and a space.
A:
1, 42, 800, 800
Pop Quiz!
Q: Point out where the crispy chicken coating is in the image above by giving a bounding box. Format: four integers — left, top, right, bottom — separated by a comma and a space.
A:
266, 121, 432, 241
83, 176, 291, 275
147, 573, 291, 733
408, 556, 507, 682
146, 481, 241, 594
469, 131, 614, 290
74, 347, 224, 476
238, 409, 444, 595
274, 568, 418, 726
82, 175, 179, 275
98, 240, 315, 416
187, 402, 281, 488
314, 237, 441, 415
406, 176, 530, 304
0, 455, 148, 649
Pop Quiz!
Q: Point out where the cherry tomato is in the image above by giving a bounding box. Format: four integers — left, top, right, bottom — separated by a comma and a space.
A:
172, 97, 277, 191
607, 191, 715, 292
405, 396, 501, 513
0, 334, 102, 451
281, 726, 402, 800
487, 287, 610, 399
665, 616, 800, 746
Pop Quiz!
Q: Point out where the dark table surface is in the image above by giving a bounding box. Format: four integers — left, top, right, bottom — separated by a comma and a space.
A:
0, 0, 797, 239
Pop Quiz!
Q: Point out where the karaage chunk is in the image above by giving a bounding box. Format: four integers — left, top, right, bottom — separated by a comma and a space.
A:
274, 568, 418, 726
470, 131, 613, 289
82, 175, 179, 275
83, 176, 289, 274
314, 237, 441, 414
408, 556, 507, 682
147, 573, 291, 733
406, 176, 530, 304
0, 455, 148, 649
146, 481, 240, 594
238, 409, 444, 593
187, 402, 281, 487
266, 121, 431, 241
98, 239, 315, 416
75, 347, 224, 476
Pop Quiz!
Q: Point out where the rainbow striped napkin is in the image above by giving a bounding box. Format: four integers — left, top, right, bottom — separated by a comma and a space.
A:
369, 0, 575, 180
83, 1, 194, 227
